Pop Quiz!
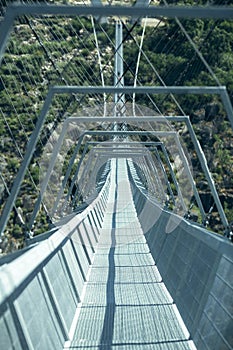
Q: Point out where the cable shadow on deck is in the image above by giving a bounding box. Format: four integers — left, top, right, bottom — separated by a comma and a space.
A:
98, 160, 118, 350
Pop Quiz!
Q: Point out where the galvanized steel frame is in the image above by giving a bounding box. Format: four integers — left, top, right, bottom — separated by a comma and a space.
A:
0, 83, 231, 235
36, 113, 223, 227
66, 141, 179, 212
0, 2, 232, 235
43, 130, 185, 222
1, 2, 233, 63
1, 87, 229, 234
28, 117, 189, 229
30, 127, 204, 227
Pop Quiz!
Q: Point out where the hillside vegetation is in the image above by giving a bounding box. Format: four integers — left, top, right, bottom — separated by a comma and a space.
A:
0, 0, 233, 254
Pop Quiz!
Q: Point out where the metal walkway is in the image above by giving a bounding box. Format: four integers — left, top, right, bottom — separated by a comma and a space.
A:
65, 159, 195, 349
0, 4, 233, 350
0, 156, 232, 350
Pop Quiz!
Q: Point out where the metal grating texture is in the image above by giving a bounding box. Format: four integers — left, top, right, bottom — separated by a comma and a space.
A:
70, 159, 196, 350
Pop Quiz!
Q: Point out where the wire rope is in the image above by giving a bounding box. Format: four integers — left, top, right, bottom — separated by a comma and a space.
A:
162, 0, 221, 86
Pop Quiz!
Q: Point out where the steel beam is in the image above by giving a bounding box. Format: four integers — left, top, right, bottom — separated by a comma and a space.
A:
186, 119, 229, 231
2, 5, 232, 65
62, 143, 90, 213
28, 119, 69, 230
69, 130, 202, 216
144, 152, 167, 202
220, 89, 233, 130
29, 129, 174, 226
53, 85, 226, 95
160, 143, 185, 211
1, 83, 230, 235
0, 89, 54, 237
67, 116, 189, 123
65, 141, 161, 211
153, 147, 176, 206
63, 117, 231, 229
5, 4, 233, 19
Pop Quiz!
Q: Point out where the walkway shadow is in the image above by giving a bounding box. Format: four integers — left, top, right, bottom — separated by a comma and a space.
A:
98, 160, 118, 350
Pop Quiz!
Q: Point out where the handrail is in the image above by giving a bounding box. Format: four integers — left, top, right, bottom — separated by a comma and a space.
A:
0, 171, 111, 305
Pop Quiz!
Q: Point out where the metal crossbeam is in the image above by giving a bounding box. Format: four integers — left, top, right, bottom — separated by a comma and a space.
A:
53, 85, 227, 94
62, 116, 230, 230
4, 4, 233, 18
28, 130, 179, 229
1, 5, 233, 65
67, 116, 189, 122
65, 141, 182, 212
36, 129, 205, 225
0, 85, 231, 235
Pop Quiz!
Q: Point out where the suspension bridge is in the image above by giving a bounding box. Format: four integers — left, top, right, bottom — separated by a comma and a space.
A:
0, 2, 233, 350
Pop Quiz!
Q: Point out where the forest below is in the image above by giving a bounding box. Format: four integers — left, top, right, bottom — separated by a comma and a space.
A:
0, 0, 233, 254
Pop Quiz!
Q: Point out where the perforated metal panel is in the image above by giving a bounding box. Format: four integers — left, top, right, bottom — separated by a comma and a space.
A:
132, 173, 233, 350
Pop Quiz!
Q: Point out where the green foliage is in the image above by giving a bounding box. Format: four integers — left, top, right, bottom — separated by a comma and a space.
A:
7, 157, 20, 174
224, 202, 233, 223
1, 4, 233, 251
